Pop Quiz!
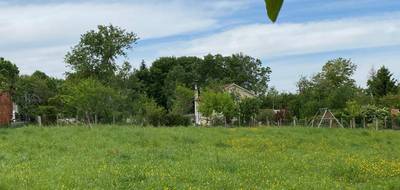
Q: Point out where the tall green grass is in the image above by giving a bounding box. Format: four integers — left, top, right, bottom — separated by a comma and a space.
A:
0, 126, 399, 189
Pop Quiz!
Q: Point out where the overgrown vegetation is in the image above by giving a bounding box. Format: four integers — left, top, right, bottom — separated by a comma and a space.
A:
0, 126, 399, 189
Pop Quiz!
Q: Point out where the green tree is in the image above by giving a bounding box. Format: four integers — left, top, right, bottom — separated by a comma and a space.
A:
65, 25, 139, 84
14, 71, 62, 123
61, 79, 123, 125
345, 101, 362, 128
239, 98, 261, 125
0, 57, 19, 93
316, 58, 357, 88
294, 58, 358, 118
171, 85, 194, 115
134, 96, 166, 126
199, 90, 237, 125
199, 54, 271, 95
380, 95, 400, 109
367, 66, 398, 98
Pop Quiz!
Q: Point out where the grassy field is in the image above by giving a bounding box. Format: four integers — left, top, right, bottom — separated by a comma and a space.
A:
0, 126, 399, 189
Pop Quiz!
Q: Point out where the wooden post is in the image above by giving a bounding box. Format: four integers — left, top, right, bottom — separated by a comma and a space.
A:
384, 116, 387, 129
363, 117, 366, 129
329, 119, 333, 128
341, 118, 343, 128
318, 110, 327, 128
37, 116, 42, 126
375, 117, 379, 131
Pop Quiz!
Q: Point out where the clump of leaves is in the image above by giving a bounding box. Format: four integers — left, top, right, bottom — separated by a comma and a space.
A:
265, 0, 284, 22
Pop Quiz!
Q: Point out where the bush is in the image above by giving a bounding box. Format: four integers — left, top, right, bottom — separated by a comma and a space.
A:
164, 113, 191, 127
397, 116, 400, 127
133, 96, 166, 126
256, 109, 275, 123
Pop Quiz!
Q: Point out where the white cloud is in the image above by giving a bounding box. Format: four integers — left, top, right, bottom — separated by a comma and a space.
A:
0, 1, 244, 77
160, 13, 400, 59
0, 2, 218, 46
151, 13, 400, 92
2, 45, 70, 77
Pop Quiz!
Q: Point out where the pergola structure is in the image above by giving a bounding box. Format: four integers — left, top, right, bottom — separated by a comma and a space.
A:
310, 108, 344, 128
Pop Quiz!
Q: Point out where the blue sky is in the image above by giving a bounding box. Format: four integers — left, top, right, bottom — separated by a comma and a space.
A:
1, 0, 400, 92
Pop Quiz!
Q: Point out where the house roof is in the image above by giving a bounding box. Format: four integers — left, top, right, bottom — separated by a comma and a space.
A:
223, 83, 256, 97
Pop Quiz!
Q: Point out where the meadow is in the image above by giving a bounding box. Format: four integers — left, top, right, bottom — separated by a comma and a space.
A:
0, 126, 399, 190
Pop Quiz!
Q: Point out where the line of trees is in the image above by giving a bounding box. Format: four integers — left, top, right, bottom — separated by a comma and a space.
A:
1, 25, 271, 126
1, 25, 399, 127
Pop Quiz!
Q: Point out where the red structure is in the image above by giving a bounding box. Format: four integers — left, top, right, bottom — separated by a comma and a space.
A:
0, 92, 12, 126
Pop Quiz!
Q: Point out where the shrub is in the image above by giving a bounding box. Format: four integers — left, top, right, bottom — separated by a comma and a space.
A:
256, 109, 275, 123
164, 113, 191, 127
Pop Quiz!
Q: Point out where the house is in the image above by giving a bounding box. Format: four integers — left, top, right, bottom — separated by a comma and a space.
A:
223, 83, 256, 99
0, 92, 13, 126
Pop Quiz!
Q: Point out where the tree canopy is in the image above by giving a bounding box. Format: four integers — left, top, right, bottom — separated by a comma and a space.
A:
65, 25, 139, 84
367, 66, 398, 97
0, 57, 19, 92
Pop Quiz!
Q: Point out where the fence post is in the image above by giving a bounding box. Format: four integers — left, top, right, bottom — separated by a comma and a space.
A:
384, 116, 387, 129
37, 116, 42, 126
363, 117, 366, 129
375, 117, 379, 130
340, 118, 344, 128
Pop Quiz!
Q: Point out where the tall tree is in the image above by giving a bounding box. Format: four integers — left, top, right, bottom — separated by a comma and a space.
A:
14, 71, 62, 122
0, 57, 19, 93
294, 58, 358, 118
367, 66, 398, 97
61, 78, 123, 124
171, 85, 194, 115
65, 25, 139, 84
315, 58, 357, 88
